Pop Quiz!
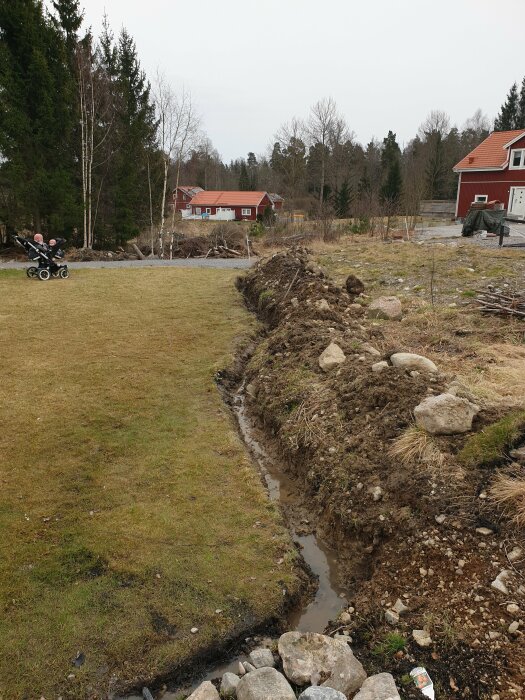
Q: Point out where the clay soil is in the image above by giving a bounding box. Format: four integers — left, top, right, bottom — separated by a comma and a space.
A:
236, 245, 525, 700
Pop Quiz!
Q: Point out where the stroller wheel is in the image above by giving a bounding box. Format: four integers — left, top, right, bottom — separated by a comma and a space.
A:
37, 268, 50, 281
26, 266, 38, 278
51, 269, 60, 278
59, 267, 69, 279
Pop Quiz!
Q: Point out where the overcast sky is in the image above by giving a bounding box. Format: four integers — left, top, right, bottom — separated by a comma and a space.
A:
76, 0, 524, 161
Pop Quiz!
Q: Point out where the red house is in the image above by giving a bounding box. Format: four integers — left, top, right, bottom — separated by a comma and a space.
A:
187, 191, 274, 221
454, 129, 525, 220
173, 186, 204, 212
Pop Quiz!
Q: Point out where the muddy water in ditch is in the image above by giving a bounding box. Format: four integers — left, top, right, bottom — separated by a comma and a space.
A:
233, 386, 347, 632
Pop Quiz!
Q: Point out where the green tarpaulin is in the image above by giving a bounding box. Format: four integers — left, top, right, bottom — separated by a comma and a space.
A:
462, 208, 506, 236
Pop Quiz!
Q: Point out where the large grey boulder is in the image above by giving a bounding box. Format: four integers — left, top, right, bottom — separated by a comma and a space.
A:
278, 631, 366, 695
236, 667, 295, 700
186, 681, 220, 700
319, 343, 346, 371
298, 688, 347, 700
249, 647, 275, 669
390, 352, 437, 373
367, 296, 402, 320
353, 673, 401, 700
414, 393, 479, 435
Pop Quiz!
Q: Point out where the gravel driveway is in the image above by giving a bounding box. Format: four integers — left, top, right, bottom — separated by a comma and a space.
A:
0, 257, 256, 271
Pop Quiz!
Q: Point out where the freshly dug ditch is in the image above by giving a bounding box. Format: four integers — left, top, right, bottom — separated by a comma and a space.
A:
233, 248, 525, 699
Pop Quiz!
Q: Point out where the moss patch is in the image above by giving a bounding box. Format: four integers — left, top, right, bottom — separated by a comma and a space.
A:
459, 409, 525, 468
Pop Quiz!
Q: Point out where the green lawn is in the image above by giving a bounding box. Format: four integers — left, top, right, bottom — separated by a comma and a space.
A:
0, 267, 300, 699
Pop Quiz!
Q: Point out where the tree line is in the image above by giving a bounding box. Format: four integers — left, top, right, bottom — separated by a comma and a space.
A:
0, 1, 521, 247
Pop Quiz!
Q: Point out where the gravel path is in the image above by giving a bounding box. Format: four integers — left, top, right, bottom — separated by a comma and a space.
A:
414, 222, 525, 249
0, 257, 256, 271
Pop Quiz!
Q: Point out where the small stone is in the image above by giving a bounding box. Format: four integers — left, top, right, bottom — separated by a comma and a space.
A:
248, 648, 275, 669
238, 662, 246, 676
419, 568, 428, 577
370, 486, 383, 502
236, 667, 295, 700
390, 352, 437, 373
393, 598, 408, 615
353, 672, 401, 700
509, 447, 525, 464
491, 570, 510, 595
508, 621, 519, 634
339, 611, 352, 624
435, 514, 446, 524
361, 343, 381, 357
298, 688, 347, 700
368, 296, 403, 321
508, 546, 523, 563
182, 685, 221, 700
412, 629, 432, 647
221, 673, 241, 697
243, 662, 256, 673
385, 609, 399, 625
191, 627, 199, 634
372, 361, 389, 373
476, 527, 494, 536
319, 343, 346, 371
316, 299, 331, 312
507, 604, 520, 615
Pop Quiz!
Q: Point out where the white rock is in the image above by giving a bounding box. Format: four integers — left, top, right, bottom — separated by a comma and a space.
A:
476, 527, 493, 536
412, 629, 432, 647
243, 662, 256, 673
369, 486, 383, 502
298, 688, 347, 700
361, 343, 381, 357
414, 393, 479, 435
238, 662, 246, 676
372, 361, 389, 373
435, 514, 446, 524
221, 673, 241, 697
278, 631, 366, 695
236, 667, 295, 700
392, 598, 408, 615
390, 352, 437, 373
339, 611, 352, 624
187, 681, 220, 700
507, 603, 520, 615
319, 343, 346, 371
385, 609, 399, 625
509, 447, 525, 464
248, 648, 275, 669
368, 296, 403, 321
508, 621, 520, 634
316, 299, 331, 312
491, 570, 510, 595
508, 546, 523, 563
353, 672, 401, 700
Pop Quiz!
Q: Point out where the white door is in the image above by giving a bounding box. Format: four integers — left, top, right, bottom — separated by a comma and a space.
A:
510, 187, 525, 218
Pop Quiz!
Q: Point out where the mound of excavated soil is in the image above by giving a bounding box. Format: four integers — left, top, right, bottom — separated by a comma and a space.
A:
237, 248, 525, 699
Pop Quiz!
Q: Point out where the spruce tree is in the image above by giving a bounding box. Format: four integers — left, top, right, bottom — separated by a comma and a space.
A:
238, 161, 250, 191
495, 82, 519, 131
380, 131, 402, 206
247, 152, 258, 190
334, 180, 351, 218
518, 77, 525, 129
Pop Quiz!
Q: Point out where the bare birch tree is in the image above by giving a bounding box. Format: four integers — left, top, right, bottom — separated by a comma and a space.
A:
154, 73, 199, 258
273, 117, 306, 216
76, 36, 115, 249
306, 97, 338, 210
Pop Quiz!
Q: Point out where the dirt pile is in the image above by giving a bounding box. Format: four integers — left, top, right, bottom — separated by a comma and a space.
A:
237, 248, 525, 699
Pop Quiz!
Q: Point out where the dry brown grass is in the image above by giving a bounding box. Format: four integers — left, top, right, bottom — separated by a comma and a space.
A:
389, 426, 445, 470
490, 471, 525, 526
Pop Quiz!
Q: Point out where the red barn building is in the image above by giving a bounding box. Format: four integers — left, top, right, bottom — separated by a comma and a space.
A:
173, 186, 204, 212
454, 129, 525, 220
187, 191, 274, 221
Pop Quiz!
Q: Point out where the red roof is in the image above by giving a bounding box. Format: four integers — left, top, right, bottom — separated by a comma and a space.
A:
189, 191, 269, 207
176, 185, 203, 196
454, 130, 525, 172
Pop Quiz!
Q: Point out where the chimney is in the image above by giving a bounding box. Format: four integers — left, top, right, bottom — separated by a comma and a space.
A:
469, 156, 475, 164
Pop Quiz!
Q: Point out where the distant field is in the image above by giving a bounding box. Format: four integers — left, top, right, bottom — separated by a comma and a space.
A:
0, 268, 300, 699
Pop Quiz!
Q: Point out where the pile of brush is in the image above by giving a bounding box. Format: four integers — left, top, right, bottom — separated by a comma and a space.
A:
475, 288, 525, 318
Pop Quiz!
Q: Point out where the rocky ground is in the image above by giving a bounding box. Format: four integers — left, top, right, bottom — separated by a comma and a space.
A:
232, 248, 525, 699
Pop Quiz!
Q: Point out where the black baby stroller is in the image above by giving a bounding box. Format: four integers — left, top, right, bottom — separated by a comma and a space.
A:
14, 235, 69, 280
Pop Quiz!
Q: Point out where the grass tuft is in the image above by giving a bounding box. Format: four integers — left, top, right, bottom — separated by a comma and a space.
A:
372, 632, 406, 657
459, 410, 525, 468
490, 470, 525, 526
390, 426, 445, 469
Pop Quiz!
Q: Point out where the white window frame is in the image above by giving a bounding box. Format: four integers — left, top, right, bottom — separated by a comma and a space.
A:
474, 195, 488, 203
195, 207, 201, 215
509, 149, 525, 169
241, 208, 252, 216
205, 208, 211, 214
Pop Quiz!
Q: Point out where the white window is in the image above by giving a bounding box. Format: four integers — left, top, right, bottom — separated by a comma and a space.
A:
474, 195, 488, 203
186, 203, 191, 209
510, 149, 525, 169
205, 208, 211, 214
241, 208, 252, 216
195, 207, 201, 215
